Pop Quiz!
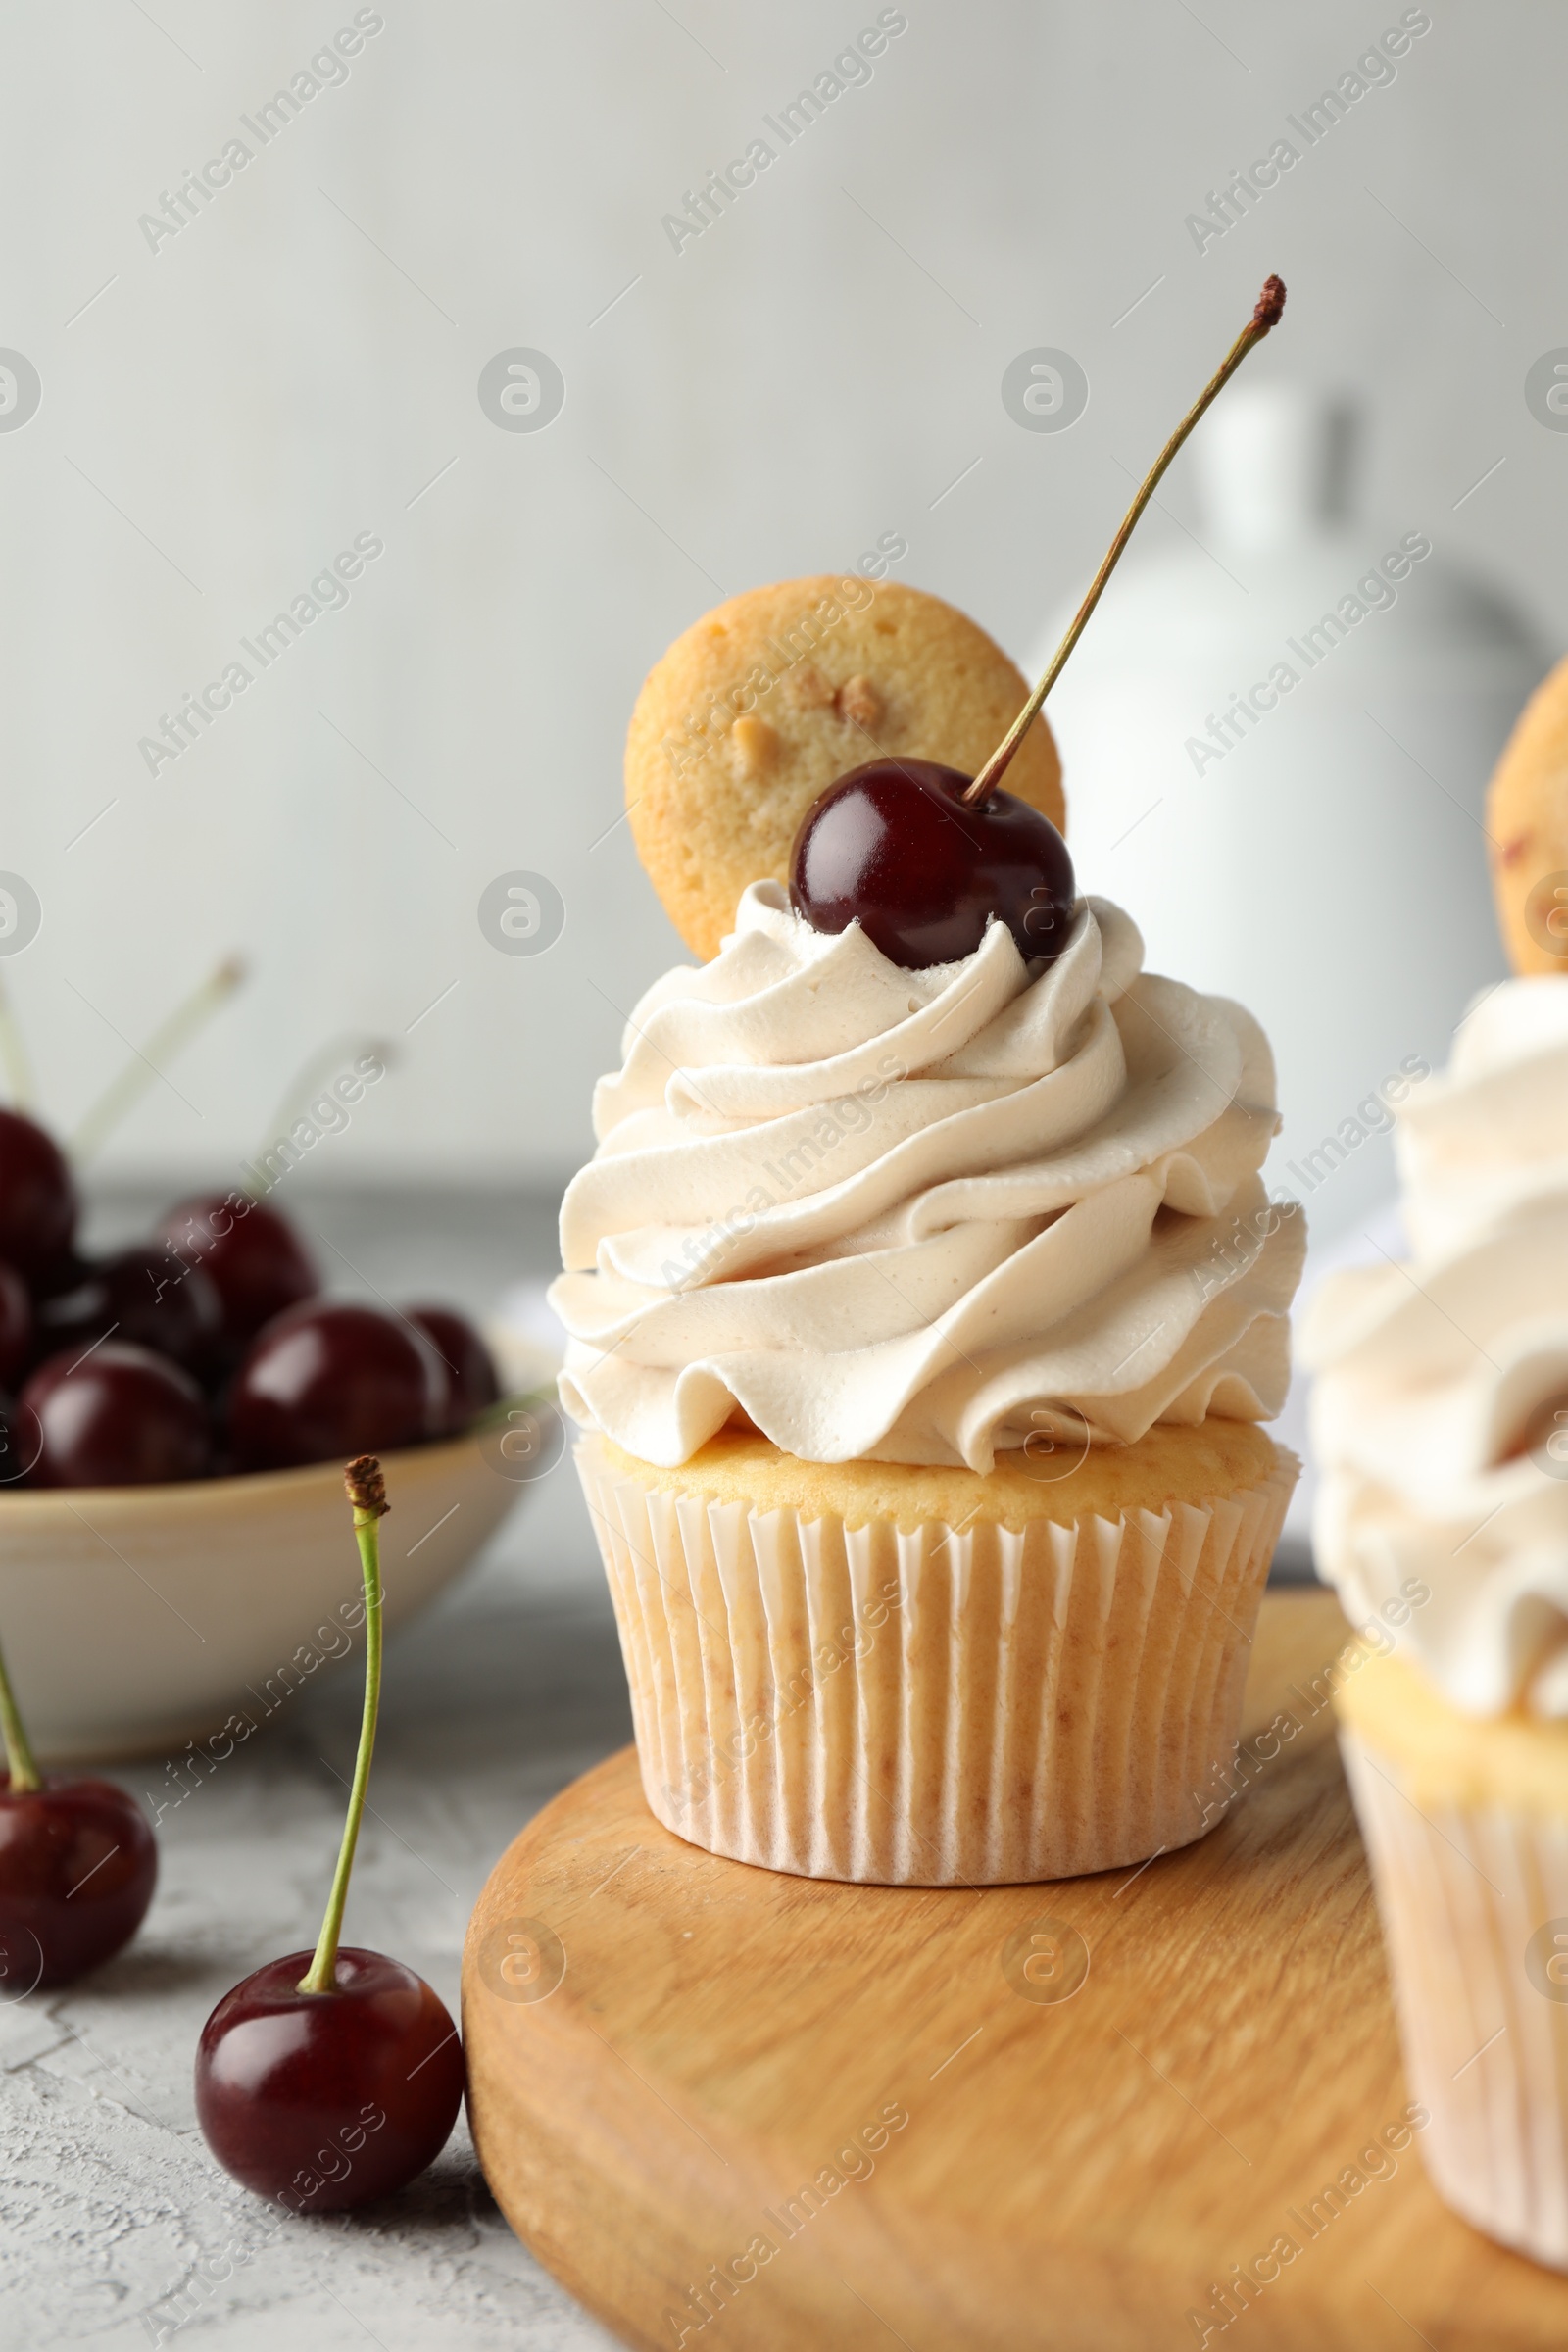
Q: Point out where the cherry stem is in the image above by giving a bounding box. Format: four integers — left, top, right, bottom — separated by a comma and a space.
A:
244, 1034, 394, 1200
70, 956, 247, 1164
297, 1457, 388, 1996
965, 273, 1287, 806
0, 970, 36, 1115
0, 1624, 43, 1793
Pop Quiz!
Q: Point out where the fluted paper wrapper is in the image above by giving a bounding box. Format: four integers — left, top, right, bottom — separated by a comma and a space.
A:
576, 1436, 1296, 1886
1341, 1731, 1568, 2271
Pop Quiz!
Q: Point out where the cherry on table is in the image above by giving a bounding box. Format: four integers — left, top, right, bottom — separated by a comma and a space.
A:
195, 1456, 464, 2210
195, 1946, 464, 2211
34, 1245, 222, 1376
227, 1302, 441, 1472
791, 758, 1075, 970
0, 1613, 157, 1989
0, 1773, 158, 1990
405, 1305, 500, 1437
0, 1111, 77, 1285
156, 1195, 318, 1346
22, 1342, 212, 1487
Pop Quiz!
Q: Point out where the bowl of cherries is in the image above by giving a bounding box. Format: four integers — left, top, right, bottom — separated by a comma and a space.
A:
0, 1107, 541, 1763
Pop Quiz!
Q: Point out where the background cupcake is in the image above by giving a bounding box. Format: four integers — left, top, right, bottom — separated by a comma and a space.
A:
1306, 794, 1568, 2266
552, 577, 1303, 1886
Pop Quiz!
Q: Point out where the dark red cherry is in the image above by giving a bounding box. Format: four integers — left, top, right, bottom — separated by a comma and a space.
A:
0, 1111, 76, 1283
34, 1245, 222, 1375
0, 1263, 31, 1387
0, 1774, 158, 1988
156, 1195, 318, 1346
22, 1343, 211, 1487
227, 1302, 441, 1472
790, 758, 1075, 970
28, 1246, 95, 1305
405, 1305, 500, 1437
195, 1947, 464, 2211
0, 1393, 41, 1486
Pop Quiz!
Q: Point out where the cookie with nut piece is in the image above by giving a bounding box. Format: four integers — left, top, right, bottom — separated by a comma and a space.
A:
1487, 650, 1568, 974
624, 576, 1066, 959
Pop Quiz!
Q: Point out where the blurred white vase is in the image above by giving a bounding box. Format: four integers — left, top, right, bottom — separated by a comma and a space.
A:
1036, 384, 1548, 1241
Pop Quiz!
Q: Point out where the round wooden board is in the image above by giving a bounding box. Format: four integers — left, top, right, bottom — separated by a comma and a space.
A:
462, 1592, 1568, 2350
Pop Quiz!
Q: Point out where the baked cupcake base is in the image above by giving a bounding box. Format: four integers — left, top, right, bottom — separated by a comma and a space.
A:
1338, 1651, 1568, 2273
575, 1423, 1297, 1886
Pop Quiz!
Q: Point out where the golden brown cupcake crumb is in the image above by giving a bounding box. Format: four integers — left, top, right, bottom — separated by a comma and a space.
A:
595, 1418, 1283, 1534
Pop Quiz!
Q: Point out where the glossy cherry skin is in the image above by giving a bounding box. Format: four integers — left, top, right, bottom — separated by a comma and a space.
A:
34, 1245, 222, 1376
0, 1111, 77, 1283
0, 1261, 32, 1387
156, 1195, 318, 1346
0, 1773, 158, 1989
22, 1343, 212, 1487
790, 758, 1076, 970
405, 1306, 500, 1437
0, 1391, 41, 1486
195, 1947, 464, 2211
227, 1302, 442, 1473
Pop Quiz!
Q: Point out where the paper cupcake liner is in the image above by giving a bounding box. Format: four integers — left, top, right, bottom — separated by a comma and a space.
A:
1341, 1730, 1568, 2271
575, 1435, 1297, 1886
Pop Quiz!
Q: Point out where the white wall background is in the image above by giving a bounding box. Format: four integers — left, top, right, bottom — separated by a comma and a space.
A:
3, 0, 1564, 1199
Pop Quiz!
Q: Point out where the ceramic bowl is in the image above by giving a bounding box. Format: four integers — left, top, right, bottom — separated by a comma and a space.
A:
0, 1429, 525, 1763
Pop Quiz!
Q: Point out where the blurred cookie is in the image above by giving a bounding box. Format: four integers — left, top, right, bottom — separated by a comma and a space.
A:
1488, 653, 1568, 975
625, 576, 1065, 960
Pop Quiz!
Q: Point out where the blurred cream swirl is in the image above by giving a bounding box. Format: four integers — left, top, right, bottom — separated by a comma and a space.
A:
1305, 979, 1568, 1717
552, 882, 1303, 1470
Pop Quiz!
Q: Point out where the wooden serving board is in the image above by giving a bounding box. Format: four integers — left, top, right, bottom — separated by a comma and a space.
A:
463, 1592, 1568, 2350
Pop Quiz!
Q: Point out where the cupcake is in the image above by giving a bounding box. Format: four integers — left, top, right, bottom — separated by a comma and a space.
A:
1305, 972, 1568, 2269
553, 568, 1303, 1886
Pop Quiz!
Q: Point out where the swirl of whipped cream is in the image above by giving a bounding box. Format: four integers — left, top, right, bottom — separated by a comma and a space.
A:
551, 882, 1303, 1470
1304, 978, 1568, 1718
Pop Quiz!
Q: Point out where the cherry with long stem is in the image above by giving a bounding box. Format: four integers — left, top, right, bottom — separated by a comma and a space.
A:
0, 1628, 40, 1796
0, 1619, 158, 1989
70, 956, 246, 1163
245, 1034, 394, 1198
194, 1456, 465, 2211
297, 1460, 385, 1996
789, 275, 1289, 971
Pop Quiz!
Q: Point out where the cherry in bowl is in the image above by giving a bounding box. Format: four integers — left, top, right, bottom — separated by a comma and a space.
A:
405, 1305, 500, 1437
227, 1303, 442, 1472
22, 1343, 212, 1488
34, 1245, 222, 1377
0, 1262, 31, 1389
157, 1194, 318, 1347
0, 1110, 77, 1284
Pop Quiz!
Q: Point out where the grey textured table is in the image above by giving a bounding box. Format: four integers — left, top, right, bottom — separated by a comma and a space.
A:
3, 1186, 624, 2352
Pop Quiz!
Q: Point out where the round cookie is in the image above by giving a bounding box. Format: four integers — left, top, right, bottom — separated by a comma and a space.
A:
1487, 652, 1568, 976
625, 576, 1066, 960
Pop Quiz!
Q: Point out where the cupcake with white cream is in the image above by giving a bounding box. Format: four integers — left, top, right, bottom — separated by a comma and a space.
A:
1306, 976, 1568, 2270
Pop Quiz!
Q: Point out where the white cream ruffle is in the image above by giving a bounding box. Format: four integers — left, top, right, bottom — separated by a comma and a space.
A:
552, 886, 1302, 1470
